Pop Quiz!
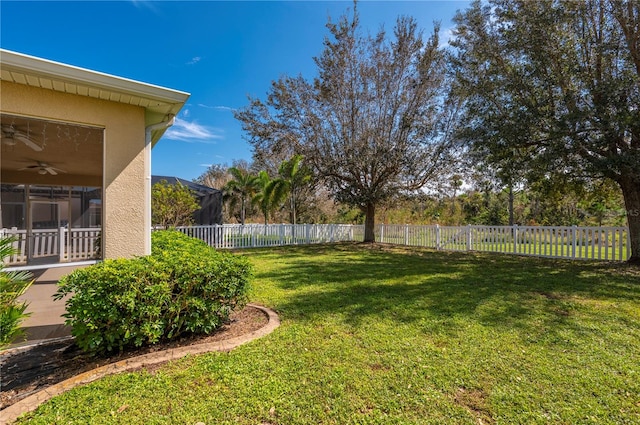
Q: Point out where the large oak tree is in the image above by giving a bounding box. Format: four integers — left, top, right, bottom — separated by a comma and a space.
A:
235, 6, 457, 242
451, 0, 640, 263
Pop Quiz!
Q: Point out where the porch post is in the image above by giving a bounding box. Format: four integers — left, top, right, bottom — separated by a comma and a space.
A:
59, 226, 66, 262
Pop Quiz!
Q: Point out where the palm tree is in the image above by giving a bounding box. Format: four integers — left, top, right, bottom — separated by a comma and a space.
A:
275, 155, 312, 225
252, 171, 286, 225
224, 167, 258, 225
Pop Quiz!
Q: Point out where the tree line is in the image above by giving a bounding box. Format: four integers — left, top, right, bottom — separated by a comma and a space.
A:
191, 0, 638, 263
192, 157, 626, 228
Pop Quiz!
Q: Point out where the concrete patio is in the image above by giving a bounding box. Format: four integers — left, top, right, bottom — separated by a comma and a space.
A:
12, 265, 87, 348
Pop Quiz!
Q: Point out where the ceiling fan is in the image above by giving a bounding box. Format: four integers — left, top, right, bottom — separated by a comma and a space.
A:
18, 161, 66, 176
1, 125, 43, 151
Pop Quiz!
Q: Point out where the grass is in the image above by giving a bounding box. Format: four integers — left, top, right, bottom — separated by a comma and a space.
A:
18, 243, 640, 424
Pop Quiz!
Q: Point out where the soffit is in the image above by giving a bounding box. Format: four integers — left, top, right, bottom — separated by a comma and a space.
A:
0, 49, 190, 122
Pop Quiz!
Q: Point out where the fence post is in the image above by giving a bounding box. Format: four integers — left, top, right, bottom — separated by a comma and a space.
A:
250, 225, 255, 248
466, 224, 472, 251
435, 224, 441, 250
513, 224, 518, 255
330, 224, 335, 243
617, 227, 623, 261
404, 224, 409, 246
59, 227, 66, 262
380, 224, 385, 243
571, 225, 577, 259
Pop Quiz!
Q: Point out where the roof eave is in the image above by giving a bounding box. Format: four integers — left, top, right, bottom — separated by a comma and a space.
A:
0, 49, 190, 131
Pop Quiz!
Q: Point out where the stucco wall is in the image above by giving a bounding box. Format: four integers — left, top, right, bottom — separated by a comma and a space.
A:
1, 81, 147, 259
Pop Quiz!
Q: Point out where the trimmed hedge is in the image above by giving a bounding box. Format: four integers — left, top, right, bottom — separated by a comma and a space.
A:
55, 231, 252, 355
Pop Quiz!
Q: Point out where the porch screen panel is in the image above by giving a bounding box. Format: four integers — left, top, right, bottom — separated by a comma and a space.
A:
1, 184, 26, 229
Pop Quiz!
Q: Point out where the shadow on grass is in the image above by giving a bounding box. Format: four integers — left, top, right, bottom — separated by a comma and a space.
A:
251, 243, 640, 338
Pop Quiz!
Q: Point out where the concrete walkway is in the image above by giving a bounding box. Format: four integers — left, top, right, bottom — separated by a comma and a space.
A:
13, 265, 87, 347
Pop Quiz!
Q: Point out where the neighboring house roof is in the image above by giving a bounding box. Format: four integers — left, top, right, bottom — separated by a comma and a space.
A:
152, 175, 222, 197
152, 176, 223, 225
0, 49, 190, 144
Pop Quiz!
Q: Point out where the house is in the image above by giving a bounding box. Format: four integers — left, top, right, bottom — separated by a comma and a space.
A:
0, 49, 189, 267
151, 176, 223, 225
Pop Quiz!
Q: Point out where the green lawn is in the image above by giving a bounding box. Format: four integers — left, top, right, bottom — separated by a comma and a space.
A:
19, 244, 640, 424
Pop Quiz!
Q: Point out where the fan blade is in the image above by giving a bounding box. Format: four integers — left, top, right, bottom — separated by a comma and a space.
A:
15, 134, 43, 152
45, 167, 58, 175
18, 165, 39, 171
1, 133, 17, 146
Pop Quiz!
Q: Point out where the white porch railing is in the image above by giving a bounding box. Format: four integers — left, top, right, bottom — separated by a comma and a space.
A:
1, 227, 101, 266
176, 223, 631, 262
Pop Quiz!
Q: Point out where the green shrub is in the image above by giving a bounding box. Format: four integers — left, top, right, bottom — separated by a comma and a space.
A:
55, 231, 252, 355
0, 236, 33, 349
151, 228, 210, 254
152, 180, 199, 228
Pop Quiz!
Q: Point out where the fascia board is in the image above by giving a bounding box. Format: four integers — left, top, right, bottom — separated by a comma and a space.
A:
0, 49, 190, 109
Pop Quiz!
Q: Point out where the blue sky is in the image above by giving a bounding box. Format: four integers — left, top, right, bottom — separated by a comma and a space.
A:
1, 1, 469, 182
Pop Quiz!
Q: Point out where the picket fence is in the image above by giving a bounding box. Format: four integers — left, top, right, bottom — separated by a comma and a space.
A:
177, 223, 631, 262
0, 223, 631, 266
176, 223, 356, 249
374, 224, 630, 261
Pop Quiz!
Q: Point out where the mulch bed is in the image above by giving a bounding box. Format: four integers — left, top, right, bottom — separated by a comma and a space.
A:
0, 305, 268, 409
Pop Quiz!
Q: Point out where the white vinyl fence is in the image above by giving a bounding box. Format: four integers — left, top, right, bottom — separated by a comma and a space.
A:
177, 223, 631, 262
1, 224, 630, 266
1, 227, 100, 266
176, 223, 356, 249
375, 224, 630, 261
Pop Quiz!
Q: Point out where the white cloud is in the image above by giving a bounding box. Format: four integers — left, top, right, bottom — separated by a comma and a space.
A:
130, 0, 159, 13
164, 118, 223, 143
186, 56, 201, 65
198, 103, 235, 112
438, 26, 455, 49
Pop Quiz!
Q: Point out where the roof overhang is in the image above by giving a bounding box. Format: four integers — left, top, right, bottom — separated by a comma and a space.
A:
0, 49, 190, 144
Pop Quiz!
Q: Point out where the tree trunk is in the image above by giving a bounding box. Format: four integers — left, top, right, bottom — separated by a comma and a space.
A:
290, 192, 297, 239
364, 202, 376, 243
619, 177, 640, 265
508, 184, 514, 226
292, 195, 297, 226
